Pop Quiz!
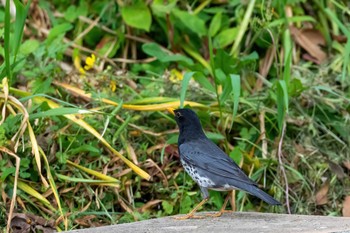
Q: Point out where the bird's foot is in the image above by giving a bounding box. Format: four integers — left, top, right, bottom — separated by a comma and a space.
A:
206, 210, 234, 218
173, 214, 204, 220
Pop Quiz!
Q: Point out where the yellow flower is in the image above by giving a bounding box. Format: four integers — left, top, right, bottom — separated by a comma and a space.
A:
84, 54, 96, 71
110, 80, 117, 92
79, 67, 86, 75
169, 69, 183, 83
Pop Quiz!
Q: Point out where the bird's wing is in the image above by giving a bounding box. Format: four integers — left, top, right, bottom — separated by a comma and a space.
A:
179, 138, 257, 186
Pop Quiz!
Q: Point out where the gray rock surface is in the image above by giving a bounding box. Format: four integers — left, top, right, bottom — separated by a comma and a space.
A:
66, 212, 350, 233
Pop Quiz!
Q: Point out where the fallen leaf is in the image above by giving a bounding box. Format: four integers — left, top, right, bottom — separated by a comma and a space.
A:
256, 46, 276, 92
139, 199, 162, 212
342, 196, 350, 217
290, 26, 327, 64
328, 161, 346, 179
343, 161, 350, 171
11, 213, 55, 233
332, 34, 347, 43
315, 181, 329, 205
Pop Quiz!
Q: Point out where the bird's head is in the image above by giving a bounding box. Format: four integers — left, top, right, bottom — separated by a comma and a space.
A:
172, 108, 206, 143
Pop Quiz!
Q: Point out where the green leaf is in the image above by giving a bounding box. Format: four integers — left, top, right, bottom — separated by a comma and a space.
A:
29, 107, 92, 120
172, 9, 207, 37
180, 195, 192, 214
209, 12, 222, 37
215, 27, 239, 48
209, 191, 223, 209
180, 72, 195, 108
64, 5, 78, 22
121, 2, 152, 31
162, 200, 174, 214
193, 73, 215, 92
56, 152, 69, 164
151, 0, 176, 15
20, 39, 40, 55
12, 0, 31, 60
230, 74, 240, 124
1, 167, 15, 181
229, 147, 243, 165
142, 43, 193, 65
47, 23, 73, 44
206, 132, 225, 141
277, 80, 288, 131
214, 68, 226, 84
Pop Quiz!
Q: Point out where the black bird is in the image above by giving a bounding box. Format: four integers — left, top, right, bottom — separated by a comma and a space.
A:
172, 108, 280, 219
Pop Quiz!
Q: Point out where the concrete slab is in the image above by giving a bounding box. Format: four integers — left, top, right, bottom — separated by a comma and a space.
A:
66, 212, 350, 233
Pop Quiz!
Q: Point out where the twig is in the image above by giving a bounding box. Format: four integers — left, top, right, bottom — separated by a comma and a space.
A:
2, 147, 20, 233
259, 110, 267, 159
277, 122, 291, 214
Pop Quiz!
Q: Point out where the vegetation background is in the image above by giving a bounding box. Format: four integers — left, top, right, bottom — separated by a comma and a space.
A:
0, 0, 349, 231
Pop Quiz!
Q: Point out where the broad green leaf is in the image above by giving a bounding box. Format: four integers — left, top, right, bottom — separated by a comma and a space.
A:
151, 0, 176, 15
180, 195, 192, 214
209, 12, 222, 37
277, 80, 288, 131
142, 43, 193, 65
193, 73, 215, 92
230, 74, 240, 123
215, 68, 226, 84
19, 39, 40, 55
283, 49, 292, 85
215, 27, 239, 48
121, 2, 152, 31
162, 200, 174, 214
12, 0, 31, 59
180, 72, 195, 108
172, 9, 207, 37
1, 167, 15, 181
209, 191, 223, 209
47, 23, 73, 44
229, 147, 243, 165
64, 5, 78, 22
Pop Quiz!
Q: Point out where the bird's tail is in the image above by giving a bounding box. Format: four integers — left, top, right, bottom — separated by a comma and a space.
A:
245, 185, 281, 205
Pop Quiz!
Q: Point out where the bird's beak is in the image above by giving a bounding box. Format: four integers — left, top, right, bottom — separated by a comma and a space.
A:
167, 108, 175, 115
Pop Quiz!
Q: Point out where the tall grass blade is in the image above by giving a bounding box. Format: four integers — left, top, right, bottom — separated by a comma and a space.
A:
180, 72, 195, 108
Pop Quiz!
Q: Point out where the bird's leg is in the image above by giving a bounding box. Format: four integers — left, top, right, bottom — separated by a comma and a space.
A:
206, 191, 235, 217
174, 198, 209, 220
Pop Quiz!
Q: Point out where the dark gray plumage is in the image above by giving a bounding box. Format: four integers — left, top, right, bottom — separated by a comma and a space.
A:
174, 108, 280, 209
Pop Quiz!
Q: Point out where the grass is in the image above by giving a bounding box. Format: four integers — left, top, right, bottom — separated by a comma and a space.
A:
0, 0, 350, 231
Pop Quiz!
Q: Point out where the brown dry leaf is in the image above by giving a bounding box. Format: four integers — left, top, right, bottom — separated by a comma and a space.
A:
343, 161, 350, 171
139, 199, 162, 213
10, 213, 55, 233
259, 46, 276, 78
342, 196, 350, 217
332, 34, 347, 43
315, 181, 329, 205
290, 26, 327, 64
256, 46, 276, 92
328, 161, 346, 179
302, 29, 326, 46
74, 215, 96, 227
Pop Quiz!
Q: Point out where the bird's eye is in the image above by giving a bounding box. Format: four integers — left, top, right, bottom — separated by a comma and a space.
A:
175, 112, 182, 118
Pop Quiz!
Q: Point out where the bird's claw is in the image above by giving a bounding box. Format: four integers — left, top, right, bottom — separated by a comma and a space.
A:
173, 214, 204, 220
206, 212, 223, 217
206, 210, 233, 218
